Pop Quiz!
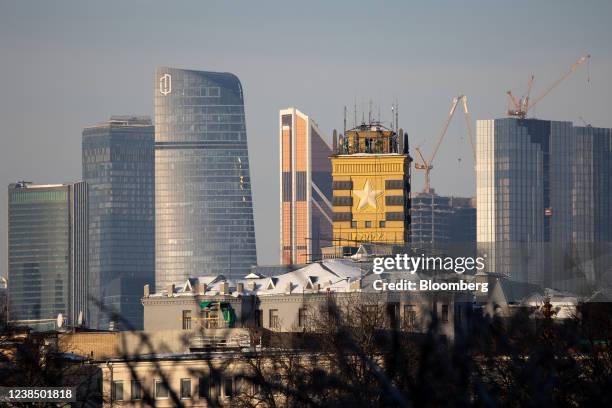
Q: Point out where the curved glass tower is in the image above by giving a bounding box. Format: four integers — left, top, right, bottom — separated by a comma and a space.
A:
155, 68, 257, 289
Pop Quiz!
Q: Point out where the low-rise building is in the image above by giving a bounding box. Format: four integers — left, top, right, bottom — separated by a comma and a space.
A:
142, 258, 473, 342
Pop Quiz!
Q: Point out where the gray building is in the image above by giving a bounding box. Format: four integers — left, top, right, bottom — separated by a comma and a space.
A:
476, 118, 612, 292
8, 181, 88, 331
154, 68, 257, 288
410, 192, 475, 252
82, 116, 155, 330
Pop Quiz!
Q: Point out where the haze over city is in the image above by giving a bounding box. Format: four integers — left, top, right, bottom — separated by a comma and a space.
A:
1, 0, 610, 267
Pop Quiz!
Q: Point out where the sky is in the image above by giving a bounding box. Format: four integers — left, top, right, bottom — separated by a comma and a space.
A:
1, 0, 611, 270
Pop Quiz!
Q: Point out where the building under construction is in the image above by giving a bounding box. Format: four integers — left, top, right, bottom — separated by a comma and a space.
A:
410, 191, 475, 250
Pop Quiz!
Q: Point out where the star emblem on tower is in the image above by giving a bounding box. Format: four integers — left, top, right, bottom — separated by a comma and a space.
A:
354, 179, 383, 211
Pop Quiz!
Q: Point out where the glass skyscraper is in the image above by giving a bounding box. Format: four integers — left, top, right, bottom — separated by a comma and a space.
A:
280, 107, 333, 265
82, 116, 155, 330
8, 181, 88, 331
476, 118, 612, 292
155, 68, 257, 289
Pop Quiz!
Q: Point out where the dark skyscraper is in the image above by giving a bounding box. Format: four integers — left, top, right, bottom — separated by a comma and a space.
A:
155, 68, 257, 289
8, 181, 88, 331
82, 116, 155, 330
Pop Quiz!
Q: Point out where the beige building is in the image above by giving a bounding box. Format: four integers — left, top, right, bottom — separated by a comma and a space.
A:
142, 258, 471, 342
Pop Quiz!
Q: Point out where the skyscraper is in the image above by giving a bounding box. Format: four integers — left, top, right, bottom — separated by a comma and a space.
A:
155, 68, 257, 288
8, 181, 88, 331
476, 118, 612, 291
82, 116, 154, 330
280, 107, 333, 264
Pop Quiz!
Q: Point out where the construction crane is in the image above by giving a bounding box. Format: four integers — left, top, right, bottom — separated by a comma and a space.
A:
507, 54, 591, 119
414, 95, 475, 194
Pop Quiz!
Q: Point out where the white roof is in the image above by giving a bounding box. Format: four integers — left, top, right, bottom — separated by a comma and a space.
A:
152, 259, 364, 298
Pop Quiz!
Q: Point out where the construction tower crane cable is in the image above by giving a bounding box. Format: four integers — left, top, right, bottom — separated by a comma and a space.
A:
507, 54, 591, 119
414, 95, 475, 194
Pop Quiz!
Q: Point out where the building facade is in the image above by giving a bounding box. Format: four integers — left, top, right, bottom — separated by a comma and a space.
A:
331, 123, 411, 246
142, 258, 466, 342
82, 116, 155, 330
410, 192, 475, 252
8, 181, 87, 331
155, 68, 257, 287
476, 118, 612, 291
280, 107, 333, 264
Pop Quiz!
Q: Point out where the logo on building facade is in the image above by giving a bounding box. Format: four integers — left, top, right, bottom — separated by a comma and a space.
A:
354, 179, 383, 211
159, 74, 172, 95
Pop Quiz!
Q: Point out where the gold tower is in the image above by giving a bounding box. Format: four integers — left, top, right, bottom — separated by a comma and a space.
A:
331, 122, 411, 246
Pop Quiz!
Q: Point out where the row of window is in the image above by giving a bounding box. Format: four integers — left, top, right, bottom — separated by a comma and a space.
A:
181, 305, 442, 331
351, 220, 386, 228
111, 376, 242, 402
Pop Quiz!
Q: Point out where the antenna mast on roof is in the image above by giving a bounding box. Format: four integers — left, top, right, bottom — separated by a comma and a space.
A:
395, 99, 399, 135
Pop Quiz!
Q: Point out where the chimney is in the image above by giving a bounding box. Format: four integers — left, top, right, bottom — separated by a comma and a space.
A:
143, 284, 150, 298
333, 129, 338, 152
166, 284, 174, 297
201, 283, 207, 293
221, 281, 229, 295
236, 282, 244, 293
285, 282, 293, 294
194, 282, 202, 295
248, 281, 256, 291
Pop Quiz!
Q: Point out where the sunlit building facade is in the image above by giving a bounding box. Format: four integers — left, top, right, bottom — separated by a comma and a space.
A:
280, 107, 333, 264
331, 123, 411, 246
155, 68, 257, 288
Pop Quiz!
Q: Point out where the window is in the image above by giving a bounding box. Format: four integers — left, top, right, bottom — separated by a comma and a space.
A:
198, 376, 210, 399
182, 310, 192, 330
212, 373, 222, 398
112, 381, 123, 401
155, 380, 169, 399
365, 221, 372, 228
351, 221, 357, 228
298, 307, 308, 328
403, 305, 416, 329
254, 309, 262, 327
441, 305, 449, 323
224, 377, 234, 398
269, 309, 279, 329
131, 380, 143, 401
180, 378, 192, 399
386, 303, 400, 326
379, 220, 386, 228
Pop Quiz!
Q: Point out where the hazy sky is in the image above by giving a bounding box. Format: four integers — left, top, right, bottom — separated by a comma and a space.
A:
1, 0, 611, 270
